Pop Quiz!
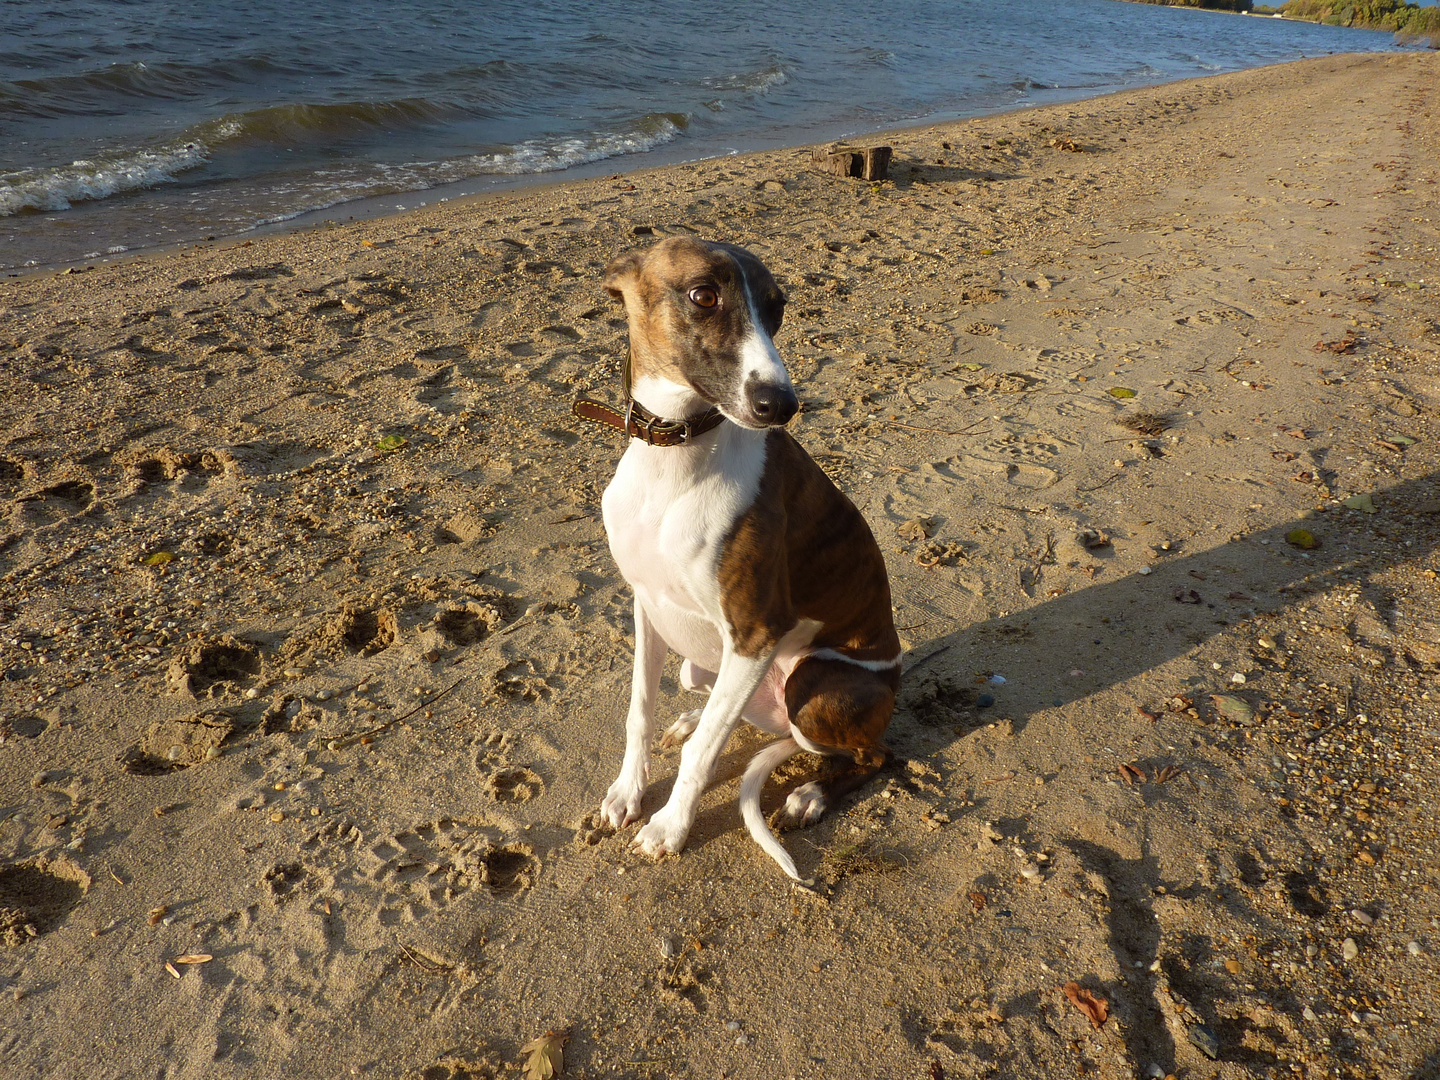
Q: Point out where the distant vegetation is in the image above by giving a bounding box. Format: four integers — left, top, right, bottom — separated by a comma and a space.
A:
1271, 0, 1440, 44
1127, 0, 1254, 11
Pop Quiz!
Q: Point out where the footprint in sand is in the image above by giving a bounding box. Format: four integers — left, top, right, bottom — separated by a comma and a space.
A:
14, 479, 94, 527
357, 820, 538, 925
955, 453, 1059, 490
474, 731, 545, 804
0, 857, 90, 945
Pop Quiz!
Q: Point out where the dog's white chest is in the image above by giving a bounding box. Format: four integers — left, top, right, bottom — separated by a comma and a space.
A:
601, 431, 767, 666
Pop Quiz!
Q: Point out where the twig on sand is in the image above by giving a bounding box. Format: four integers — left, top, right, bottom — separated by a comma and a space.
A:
1077, 473, 1121, 493
878, 419, 990, 437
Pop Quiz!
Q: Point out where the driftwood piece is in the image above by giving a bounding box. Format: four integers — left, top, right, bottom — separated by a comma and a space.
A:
810, 145, 892, 182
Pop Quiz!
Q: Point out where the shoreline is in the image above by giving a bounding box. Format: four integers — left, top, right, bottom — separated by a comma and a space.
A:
4, 35, 1421, 280
2, 50, 1438, 1079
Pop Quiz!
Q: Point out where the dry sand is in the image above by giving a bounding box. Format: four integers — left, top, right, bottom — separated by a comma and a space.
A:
1, 51, 1438, 1080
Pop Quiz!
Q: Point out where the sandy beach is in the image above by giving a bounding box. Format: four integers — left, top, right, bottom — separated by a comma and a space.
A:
1, 49, 1438, 1080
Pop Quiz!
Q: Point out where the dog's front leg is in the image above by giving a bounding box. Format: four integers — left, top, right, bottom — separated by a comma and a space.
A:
601, 598, 668, 828
632, 644, 776, 858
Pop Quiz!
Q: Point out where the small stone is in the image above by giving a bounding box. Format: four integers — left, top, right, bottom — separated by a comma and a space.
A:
660, 937, 680, 959
1187, 1023, 1219, 1060
270, 811, 285, 823
1305, 943, 1319, 958
976, 693, 995, 708
1020, 865, 1043, 883
1351, 909, 1374, 926
1257, 637, 1276, 650
1230, 673, 1246, 684
725, 1020, 741, 1032
1407, 940, 1423, 957
204, 746, 221, 761
1303, 1006, 1318, 1022
327, 740, 339, 751
1137, 566, 1152, 575
1342, 937, 1359, 961
315, 689, 332, 701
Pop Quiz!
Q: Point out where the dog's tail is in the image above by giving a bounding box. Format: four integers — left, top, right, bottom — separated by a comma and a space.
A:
740, 737, 805, 882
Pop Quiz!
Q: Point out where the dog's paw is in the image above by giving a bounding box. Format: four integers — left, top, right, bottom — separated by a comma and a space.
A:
630, 808, 690, 858
781, 781, 828, 827
659, 708, 703, 750
600, 776, 646, 829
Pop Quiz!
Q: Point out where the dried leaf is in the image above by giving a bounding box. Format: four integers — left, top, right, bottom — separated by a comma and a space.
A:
520, 1030, 568, 1080
1108, 387, 1137, 399
142, 552, 175, 567
1285, 528, 1320, 550
147, 905, 168, 926
173, 953, 213, 964
374, 434, 408, 453
1210, 694, 1255, 726
1155, 764, 1182, 784
164, 962, 182, 979
1343, 493, 1376, 514
1136, 706, 1158, 722
968, 891, 988, 911
1062, 982, 1109, 1028
1118, 762, 1147, 785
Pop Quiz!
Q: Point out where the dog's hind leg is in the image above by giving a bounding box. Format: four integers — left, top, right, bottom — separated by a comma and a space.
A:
601, 599, 669, 828
779, 656, 896, 828
660, 709, 703, 749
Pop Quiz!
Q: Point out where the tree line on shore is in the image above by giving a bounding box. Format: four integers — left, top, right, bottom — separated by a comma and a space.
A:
1124, 0, 1439, 46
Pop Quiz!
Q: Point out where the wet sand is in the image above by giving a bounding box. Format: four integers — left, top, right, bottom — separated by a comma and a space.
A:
1, 51, 1438, 1080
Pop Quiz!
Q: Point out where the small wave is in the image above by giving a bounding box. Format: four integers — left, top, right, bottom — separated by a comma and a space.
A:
0, 136, 215, 215
0, 56, 298, 119
476, 112, 687, 176
209, 98, 461, 145
702, 64, 789, 96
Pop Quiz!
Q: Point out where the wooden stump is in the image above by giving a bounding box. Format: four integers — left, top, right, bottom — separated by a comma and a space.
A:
810, 145, 892, 182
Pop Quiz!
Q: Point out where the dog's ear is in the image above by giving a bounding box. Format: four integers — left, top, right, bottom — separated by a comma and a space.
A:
603, 249, 644, 301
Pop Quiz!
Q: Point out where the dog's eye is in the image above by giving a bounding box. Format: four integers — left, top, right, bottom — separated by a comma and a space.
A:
688, 286, 719, 309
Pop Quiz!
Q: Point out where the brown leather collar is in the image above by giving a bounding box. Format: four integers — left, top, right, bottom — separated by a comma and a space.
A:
572, 396, 725, 446
572, 347, 725, 446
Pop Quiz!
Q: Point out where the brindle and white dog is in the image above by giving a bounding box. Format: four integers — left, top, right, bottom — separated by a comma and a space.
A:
592, 237, 900, 880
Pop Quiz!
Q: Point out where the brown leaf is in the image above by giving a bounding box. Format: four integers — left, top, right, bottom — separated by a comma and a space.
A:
1155, 765, 1182, 784
521, 1029, 569, 1080
1136, 706, 1159, 723
172, 953, 213, 964
1062, 982, 1109, 1028
968, 891, 988, 911
1118, 762, 1147, 785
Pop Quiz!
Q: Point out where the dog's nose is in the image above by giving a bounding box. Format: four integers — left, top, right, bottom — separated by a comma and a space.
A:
747, 383, 798, 426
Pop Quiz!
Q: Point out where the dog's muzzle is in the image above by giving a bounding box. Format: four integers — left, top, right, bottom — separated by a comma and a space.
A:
745, 382, 798, 427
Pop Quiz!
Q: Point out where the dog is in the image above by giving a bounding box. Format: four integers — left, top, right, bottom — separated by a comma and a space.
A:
577, 236, 900, 880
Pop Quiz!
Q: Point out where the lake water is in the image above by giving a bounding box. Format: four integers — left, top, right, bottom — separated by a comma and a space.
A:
0, 0, 1413, 270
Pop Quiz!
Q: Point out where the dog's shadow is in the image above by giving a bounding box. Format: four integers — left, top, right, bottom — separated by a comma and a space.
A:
655, 468, 1436, 866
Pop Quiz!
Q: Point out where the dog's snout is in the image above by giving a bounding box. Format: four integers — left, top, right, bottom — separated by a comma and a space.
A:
747, 382, 798, 426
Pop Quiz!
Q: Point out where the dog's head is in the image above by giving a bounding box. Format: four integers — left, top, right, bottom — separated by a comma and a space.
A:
603, 237, 796, 429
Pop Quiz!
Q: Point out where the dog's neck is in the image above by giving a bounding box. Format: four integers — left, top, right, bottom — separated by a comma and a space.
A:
629, 374, 713, 424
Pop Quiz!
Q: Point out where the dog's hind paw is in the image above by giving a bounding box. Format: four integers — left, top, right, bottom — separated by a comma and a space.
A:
781, 781, 828, 827
659, 708, 703, 749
